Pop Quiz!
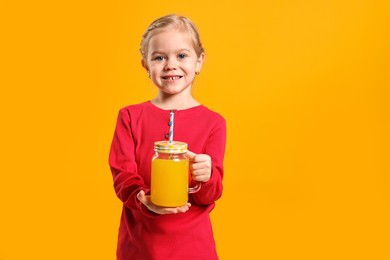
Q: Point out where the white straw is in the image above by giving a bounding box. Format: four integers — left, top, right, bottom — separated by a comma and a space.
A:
169, 109, 175, 143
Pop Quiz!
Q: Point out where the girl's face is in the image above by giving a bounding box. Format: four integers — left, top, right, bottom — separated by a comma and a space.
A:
142, 29, 204, 96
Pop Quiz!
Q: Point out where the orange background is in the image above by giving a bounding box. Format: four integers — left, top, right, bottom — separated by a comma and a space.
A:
1, 0, 389, 259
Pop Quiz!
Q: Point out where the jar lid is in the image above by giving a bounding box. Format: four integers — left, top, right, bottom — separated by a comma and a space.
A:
154, 141, 188, 154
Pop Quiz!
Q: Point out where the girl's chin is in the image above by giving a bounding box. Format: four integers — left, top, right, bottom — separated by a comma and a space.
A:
157, 86, 191, 96
160, 91, 182, 96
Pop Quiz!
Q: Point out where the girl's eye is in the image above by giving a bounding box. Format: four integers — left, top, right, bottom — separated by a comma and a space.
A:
178, 53, 187, 59
153, 56, 165, 61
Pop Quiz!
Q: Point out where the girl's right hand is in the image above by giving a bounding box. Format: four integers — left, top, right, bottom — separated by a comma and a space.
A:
136, 190, 191, 215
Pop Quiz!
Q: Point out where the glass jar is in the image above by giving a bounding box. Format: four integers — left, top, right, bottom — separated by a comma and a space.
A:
151, 141, 200, 207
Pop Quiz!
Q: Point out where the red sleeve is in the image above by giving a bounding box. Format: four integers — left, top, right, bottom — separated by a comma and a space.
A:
191, 116, 226, 205
108, 108, 157, 217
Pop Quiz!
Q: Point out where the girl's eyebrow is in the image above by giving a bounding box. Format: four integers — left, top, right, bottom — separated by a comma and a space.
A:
177, 48, 191, 52
150, 49, 191, 56
150, 51, 164, 56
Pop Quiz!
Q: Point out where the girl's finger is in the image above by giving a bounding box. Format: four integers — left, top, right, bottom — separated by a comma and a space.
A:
192, 169, 207, 176
186, 150, 197, 160
191, 161, 208, 170
137, 190, 145, 202
192, 154, 210, 163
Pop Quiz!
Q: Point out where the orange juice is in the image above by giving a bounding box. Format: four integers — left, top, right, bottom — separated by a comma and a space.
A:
151, 141, 201, 207
151, 158, 189, 207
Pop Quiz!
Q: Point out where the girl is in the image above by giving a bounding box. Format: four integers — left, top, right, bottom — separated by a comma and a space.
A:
109, 14, 226, 259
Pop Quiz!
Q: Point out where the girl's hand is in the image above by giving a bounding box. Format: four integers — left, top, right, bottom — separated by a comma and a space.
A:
186, 150, 212, 182
137, 190, 191, 214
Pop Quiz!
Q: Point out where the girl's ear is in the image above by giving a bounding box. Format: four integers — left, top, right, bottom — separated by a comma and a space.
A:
141, 59, 151, 79
141, 59, 149, 71
196, 52, 205, 72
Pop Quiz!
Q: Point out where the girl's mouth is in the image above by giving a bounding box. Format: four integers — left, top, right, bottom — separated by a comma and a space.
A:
162, 76, 183, 80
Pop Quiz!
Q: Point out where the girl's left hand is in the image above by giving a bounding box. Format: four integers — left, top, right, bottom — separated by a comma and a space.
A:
137, 190, 191, 214
186, 150, 212, 182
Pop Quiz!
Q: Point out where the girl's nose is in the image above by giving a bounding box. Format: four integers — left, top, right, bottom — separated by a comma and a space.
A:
164, 59, 177, 71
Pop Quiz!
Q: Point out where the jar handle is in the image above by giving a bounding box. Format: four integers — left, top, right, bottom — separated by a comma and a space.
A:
188, 182, 201, 194
186, 150, 202, 194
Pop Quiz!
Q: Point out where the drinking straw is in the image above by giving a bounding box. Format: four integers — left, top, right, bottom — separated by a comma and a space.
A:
169, 109, 175, 143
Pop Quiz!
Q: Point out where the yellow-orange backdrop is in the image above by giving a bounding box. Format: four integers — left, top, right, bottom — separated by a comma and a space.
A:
1, 0, 389, 259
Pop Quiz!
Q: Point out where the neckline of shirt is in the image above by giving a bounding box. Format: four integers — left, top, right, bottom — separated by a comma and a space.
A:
146, 100, 204, 113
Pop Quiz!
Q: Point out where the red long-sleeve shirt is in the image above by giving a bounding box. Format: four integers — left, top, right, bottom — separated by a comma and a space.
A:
109, 101, 226, 259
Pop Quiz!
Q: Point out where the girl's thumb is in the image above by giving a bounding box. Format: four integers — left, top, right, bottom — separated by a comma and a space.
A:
186, 150, 197, 160
137, 190, 145, 201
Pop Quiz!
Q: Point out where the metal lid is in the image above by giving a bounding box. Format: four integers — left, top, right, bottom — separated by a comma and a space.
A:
154, 141, 188, 154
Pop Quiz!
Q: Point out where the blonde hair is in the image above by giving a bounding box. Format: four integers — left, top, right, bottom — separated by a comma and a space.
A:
140, 14, 204, 59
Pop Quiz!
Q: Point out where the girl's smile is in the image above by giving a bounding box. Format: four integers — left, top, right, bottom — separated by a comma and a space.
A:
161, 75, 183, 81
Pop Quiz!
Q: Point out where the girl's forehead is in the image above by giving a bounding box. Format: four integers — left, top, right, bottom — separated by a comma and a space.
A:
150, 28, 191, 41
148, 29, 195, 50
